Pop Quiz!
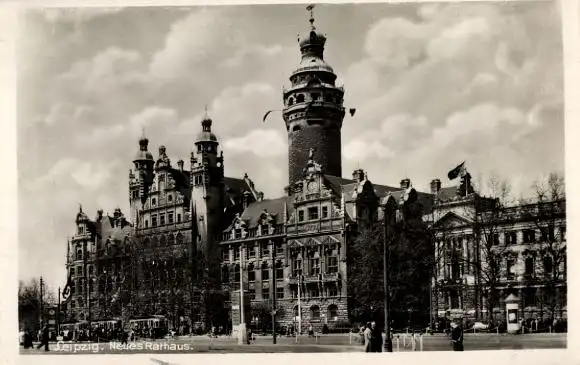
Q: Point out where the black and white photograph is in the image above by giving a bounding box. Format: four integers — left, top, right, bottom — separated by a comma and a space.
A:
12, 0, 572, 358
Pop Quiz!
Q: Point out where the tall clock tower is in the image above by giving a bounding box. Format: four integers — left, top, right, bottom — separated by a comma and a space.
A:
282, 6, 346, 188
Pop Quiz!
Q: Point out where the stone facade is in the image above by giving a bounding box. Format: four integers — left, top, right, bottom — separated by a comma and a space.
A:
429, 174, 567, 327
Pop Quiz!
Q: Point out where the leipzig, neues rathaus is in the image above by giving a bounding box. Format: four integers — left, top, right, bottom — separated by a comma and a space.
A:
62, 8, 567, 334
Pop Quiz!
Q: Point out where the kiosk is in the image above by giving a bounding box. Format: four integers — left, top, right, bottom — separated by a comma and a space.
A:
505, 294, 521, 334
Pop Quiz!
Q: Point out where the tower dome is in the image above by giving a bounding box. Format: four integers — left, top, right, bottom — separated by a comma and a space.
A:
134, 132, 154, 161
196, 113, 218, 143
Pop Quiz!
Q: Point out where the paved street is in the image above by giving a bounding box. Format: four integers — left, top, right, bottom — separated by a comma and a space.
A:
20, 333, 566, 354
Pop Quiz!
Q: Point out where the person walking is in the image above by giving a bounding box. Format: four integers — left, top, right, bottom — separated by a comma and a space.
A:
36, 323, 49, 352
450, 321, 464, 351
363, 322, 372, 352
370, 322, 383, 352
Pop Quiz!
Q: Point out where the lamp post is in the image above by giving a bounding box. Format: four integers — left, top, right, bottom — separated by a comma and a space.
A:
382, 201, 395, 352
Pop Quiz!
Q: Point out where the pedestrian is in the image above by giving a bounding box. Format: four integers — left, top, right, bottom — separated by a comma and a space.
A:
450, 321, 464, 351
121, 329, 128, 345
308, 324, 314, 337
370, 321, 382, 352
363, 322, 372, 352
36, 323, 49, 352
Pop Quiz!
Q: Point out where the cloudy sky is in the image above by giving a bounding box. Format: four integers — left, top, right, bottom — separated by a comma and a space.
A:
17, 2, 564, 290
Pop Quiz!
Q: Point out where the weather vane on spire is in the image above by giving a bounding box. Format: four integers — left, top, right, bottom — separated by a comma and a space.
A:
306, 4, 316, 28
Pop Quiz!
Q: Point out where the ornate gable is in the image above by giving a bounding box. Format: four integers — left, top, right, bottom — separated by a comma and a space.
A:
433, 211, 473, 230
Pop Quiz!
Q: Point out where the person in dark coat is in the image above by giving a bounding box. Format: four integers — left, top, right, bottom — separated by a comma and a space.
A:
370, 322, 383, 352
36, 323, 50, 352
450, 321, 464, 351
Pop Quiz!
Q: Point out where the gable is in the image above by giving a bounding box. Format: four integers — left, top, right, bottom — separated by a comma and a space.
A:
433, 211, 473, 229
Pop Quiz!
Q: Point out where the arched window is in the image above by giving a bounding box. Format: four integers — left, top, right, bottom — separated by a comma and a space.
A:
288, 97, 294, 106
292, 125, 301, 132
310, 305, 320, 320
296, 94, 305, 103
76, 249, 82, 261
525, 257, 534, 276
293, 305, 299, 318
543, 256, 553, 276
327, 304, 338, 321
168, 195, 173, 202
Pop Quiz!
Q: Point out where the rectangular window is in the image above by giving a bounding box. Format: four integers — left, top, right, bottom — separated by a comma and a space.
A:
160, 214, 166, 226
328, 286, 338, 297
249, 288, 256, 300
177, 214, 182, 223
493, 234, 500, 245
298, 210, 304, 222
291, 288, 298, 299
309, 287, 320, 298
262, 266, 270, 281
248, 244, 255, 257
523, 229, 535, 243
276, 287, 284, 299
505, 232, 517, 245
322, 206, 329, 219
524, 257, 535, 276
261, 224, 269, 236
152, 215, 158, 227
308, 207, 319, 220
222, 249, 229, 261
248, 270, 255, 282
145, 220, 149, 228
276, 266, 284, 280
262, 285, 270, 300
261, 242, 270, 257
275, 242, 283, 255
168, 212, 174, 224
310, 258, 320, 275
76, 266, 83, 276
234, 246, 240, 260
327, 257, 338, 273
77, 226, 83, 234
506, 259, 516, 280
293, 260, 302, 277
70, 268, 75, 278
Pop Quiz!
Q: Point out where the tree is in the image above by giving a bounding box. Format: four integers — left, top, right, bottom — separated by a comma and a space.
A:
19, 278, 41, 330
520, 172, 566, 320
348, 195, 434, 329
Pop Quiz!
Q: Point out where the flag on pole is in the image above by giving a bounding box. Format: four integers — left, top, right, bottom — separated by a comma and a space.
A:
447, 161, 466, 180
62, 271, 73, 300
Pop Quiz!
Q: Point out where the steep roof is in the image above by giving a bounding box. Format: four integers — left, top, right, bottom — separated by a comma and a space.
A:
239, 196, 293, 228
224, 177, 254, 208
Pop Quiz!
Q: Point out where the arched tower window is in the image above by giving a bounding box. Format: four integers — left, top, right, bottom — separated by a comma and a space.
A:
296, 94, 305, 103
288, 97, 294, 106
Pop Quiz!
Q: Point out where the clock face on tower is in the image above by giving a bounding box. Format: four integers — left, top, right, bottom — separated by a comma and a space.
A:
307, 180, 316, 193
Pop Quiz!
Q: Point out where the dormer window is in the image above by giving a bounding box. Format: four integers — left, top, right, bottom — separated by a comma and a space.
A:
168, 195, 173, 202
298, 210, 304, 222
77, 226, 84, 234
152, 198, 157, 206
322, 206, 329, 219
261, 224, 269, 236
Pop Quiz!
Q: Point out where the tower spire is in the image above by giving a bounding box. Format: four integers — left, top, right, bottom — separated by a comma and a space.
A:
306, 4, 316, 28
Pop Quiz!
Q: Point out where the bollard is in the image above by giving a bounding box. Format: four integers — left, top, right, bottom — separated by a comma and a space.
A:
396, 336, 400, 352
403, 333, 406, 348
411, 333, 416, 351
419, 334, 423, 352
349, 332, 352, 345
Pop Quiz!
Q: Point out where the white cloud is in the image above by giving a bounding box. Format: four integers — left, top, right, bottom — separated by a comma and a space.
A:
223, 129, 286, 157
344, 138, 394, 162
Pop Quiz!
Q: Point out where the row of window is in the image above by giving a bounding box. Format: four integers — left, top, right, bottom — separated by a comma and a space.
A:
287, 92, 343, 107
226, 242, 283, 260
149, 194, 174, 207
144, 211, 182, 228
242, 286, 340, 301
298, 206, 329, 222
225, 257, 339, 283
494, 227, 566, 245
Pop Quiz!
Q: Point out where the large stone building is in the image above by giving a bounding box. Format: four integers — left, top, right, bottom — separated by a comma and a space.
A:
61, 8, 566, 334
429, 173, 567, 329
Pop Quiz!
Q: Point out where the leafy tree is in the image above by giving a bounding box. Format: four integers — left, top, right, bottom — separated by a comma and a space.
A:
348, 196, 434, 329
19, 278, 41, 330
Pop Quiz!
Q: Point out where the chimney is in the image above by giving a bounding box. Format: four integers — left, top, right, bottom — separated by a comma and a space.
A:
430, 179, 441, 194
242, 191, 252, 209
400, 178, 411, 189
177, 159, 184, 172
352, 169, 365, 183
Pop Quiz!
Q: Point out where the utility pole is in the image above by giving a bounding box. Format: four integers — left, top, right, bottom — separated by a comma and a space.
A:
39, 276, 44, 328
271, 241, 277, 344
383, 204, 394, 352
58, 286, 61, 336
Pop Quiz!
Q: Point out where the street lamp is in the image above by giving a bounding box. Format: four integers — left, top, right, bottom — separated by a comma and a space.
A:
382, 197, 396, 352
